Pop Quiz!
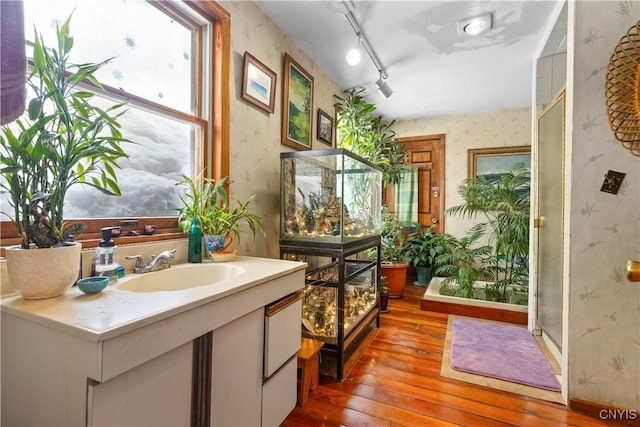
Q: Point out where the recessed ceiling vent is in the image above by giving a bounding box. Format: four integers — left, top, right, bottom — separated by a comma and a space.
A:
458, 12, 493, 36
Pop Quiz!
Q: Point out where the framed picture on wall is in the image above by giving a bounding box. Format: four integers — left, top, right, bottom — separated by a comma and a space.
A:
468, 145, 531, 178
317, 108, 333, 146
281, 53, 314, 150
241, 51, 277, 114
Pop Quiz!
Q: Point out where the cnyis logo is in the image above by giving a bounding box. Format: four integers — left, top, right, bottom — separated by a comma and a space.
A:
599, 409, 638, 421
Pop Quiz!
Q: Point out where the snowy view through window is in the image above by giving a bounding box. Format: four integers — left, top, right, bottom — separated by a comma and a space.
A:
2, 0, 197, 219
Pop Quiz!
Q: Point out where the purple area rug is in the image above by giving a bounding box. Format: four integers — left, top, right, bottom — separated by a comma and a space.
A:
450, 318, 560, 391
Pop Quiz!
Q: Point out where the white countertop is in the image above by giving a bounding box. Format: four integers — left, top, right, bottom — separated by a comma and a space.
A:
1, 256, 307, 341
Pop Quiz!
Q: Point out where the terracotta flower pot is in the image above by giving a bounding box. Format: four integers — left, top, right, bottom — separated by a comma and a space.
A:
381, 262, 409, 298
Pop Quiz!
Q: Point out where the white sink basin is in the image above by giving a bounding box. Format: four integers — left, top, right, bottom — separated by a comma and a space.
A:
116, 263, 244, 292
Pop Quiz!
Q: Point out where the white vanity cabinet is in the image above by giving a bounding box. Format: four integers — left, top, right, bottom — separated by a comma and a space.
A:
1, 257, 306, 427
88, 341, 193, 426
211, 308, 265, 426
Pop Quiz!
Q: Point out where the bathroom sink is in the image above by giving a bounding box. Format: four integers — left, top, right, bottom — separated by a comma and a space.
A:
116, 263, 244, 292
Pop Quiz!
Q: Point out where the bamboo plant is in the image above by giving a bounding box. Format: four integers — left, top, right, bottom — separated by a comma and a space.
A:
0, 16, 130, 249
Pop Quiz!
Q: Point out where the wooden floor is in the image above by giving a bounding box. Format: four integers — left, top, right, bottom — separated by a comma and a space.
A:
283, 284, 627, 427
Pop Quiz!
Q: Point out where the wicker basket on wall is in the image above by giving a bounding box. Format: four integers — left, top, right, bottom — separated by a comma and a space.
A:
605, 21, 640, 157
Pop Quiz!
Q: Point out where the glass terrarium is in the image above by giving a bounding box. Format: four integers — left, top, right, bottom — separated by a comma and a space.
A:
280, 148, 382, 246
301, 257, 378, 345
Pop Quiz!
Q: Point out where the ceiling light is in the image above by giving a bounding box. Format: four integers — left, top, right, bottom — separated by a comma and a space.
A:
346, 47, 361, 66
342, 3, 388, 79
375, 76, 393, 99
459, 13, 493, 36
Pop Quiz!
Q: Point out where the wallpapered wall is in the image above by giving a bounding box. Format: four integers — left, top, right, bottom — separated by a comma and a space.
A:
221, 1, 533, 257
566, 1, 640, 410
393, 107, 532, 239
219, 1, 342, 259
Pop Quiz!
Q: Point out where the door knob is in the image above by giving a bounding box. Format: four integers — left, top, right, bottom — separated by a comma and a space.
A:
431, 218, 439, 224
626, 260, 640, 282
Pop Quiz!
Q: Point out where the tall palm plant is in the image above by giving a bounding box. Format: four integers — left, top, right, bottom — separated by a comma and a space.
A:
433, 224, 493, 299
446, 163, 530, 301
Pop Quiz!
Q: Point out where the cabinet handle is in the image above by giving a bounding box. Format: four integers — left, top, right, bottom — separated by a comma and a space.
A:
265, 290, 303, 317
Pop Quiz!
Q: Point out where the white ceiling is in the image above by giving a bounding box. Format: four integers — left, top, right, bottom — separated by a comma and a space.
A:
255, 0, 563, 121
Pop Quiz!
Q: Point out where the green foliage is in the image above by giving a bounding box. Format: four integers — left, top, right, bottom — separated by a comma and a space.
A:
334, 88, 407, 185
176, 174, 265, 243
446, 163, 530, 302
379, 206, 407, 264
432, 225, 493, 299
378, 275, 389, 295
0, 16, 130, 248
403, 226, 447, 268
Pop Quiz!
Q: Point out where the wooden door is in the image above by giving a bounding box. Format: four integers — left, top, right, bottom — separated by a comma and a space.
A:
384, 134, 445, 233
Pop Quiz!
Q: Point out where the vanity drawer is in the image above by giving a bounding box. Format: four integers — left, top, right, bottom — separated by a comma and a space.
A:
264, 292, 302, 377
262, 356, 297, 427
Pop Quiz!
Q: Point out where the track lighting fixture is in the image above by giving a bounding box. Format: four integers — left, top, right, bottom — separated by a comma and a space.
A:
341, 1, 392, 98
375, 74, 393, 99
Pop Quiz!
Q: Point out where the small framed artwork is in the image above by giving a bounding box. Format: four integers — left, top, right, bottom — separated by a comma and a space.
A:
281, 53, 314, 150
468, 145, 531, 178
317, 108, 333, 146
241, 51, 276, 114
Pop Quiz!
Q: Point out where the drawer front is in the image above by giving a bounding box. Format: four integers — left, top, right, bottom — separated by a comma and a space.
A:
262, 356, 297, 427
264, 296, 302, 377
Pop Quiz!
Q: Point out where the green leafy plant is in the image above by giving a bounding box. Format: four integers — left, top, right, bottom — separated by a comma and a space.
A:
446, 163, 530, 302
379, 205, 407, 264
0, 16, 130, 249
403, 226, 446, 268
432, 225, 493, 299
334, 88, 407, 185
176, 174, 265, 242
378, 275, 389, 295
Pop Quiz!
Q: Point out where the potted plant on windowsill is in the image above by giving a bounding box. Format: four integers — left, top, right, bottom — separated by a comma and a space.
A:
403, 226, 446, 287
0, 17, 130, 299
379, 206, 409, 298
176, 174, 266, 259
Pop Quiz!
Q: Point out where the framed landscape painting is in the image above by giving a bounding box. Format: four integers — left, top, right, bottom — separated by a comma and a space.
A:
241, 51, 276, 114
281, 53, 314, 150
468, 145, 531, 179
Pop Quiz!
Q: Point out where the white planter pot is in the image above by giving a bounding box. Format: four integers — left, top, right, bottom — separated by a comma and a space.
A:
5, 242, 81, 299
424, 277, 528, 313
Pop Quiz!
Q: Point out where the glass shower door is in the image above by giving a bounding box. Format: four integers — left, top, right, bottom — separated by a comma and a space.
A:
536, 91, 565, 349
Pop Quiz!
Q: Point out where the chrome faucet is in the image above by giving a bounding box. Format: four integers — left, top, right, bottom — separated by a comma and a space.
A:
125, 249, 176, 274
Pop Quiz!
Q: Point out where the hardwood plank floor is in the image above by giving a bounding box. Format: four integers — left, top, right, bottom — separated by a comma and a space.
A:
283, 284, 628, 427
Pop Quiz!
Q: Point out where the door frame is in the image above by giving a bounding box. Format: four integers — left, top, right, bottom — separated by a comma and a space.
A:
384, 134, 446, 234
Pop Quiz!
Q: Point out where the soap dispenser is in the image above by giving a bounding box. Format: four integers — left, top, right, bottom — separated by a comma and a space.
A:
95, 227, 119, 283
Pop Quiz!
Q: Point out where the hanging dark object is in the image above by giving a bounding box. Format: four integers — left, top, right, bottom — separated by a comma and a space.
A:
0, 0, 26, 125
605, 21, 640, 157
